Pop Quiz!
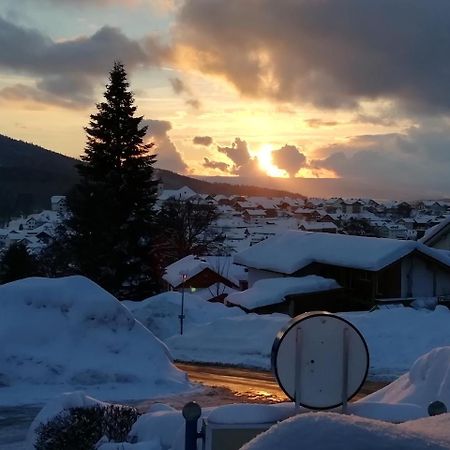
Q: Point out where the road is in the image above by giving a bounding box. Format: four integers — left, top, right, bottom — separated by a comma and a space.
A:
176, 363, 386, 403
0, 363, 387, 449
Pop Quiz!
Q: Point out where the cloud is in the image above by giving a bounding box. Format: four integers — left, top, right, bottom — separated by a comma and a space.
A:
143, 119, 188, 173
185, 98, 201, 109
169, 77, 190, 95
193, 136, 213, 146
271, 145, 306, 177
217, 137, 251, 168
215, 137, 263, 176
202, 157, 229, 172
305, 118, 339, 128
168, 77, 201, 109
311, 123, 450, 197
0, 16, 166, 107
174, 0, 450, 114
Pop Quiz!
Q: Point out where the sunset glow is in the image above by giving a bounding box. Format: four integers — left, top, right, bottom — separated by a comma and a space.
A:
255, 144, 289, 178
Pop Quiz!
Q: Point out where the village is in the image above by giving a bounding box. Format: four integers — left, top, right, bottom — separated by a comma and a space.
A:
2, 187, 450, 315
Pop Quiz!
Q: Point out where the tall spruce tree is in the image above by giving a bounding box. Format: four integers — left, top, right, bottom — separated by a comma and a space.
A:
67, 62, 160, 298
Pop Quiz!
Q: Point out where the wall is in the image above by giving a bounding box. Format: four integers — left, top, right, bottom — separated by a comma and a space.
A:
247, 268, 285, 287
401, 254, 450, 297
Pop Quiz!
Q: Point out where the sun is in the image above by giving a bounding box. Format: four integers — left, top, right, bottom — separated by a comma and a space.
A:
256, 144, 288, 177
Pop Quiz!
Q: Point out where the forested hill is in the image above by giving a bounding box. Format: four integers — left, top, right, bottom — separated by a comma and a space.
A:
0, 134, 79, 223
0, 134, 303, 222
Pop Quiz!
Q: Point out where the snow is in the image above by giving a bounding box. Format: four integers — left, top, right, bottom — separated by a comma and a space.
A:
26, 391, 107, 448
362, 346, 450, 407
166, 314, 288, 368
122, 291, 244, 340
163, 255, 211, 288
162, 255, 241, 288
233, 230, 450, 274
341, 307, 450, 379
226, 276, 341, 310
26, 345, 450, 450
158, 303, 450, 378
0, 276, 192, 406
207, 403, 295, 424
241, 413, 450, 450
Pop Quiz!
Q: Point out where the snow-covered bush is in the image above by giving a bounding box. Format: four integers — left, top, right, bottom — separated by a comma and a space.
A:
34, 404, 139, 450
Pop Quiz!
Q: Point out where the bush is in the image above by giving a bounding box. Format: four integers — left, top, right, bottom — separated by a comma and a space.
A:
34, 404, 140, 450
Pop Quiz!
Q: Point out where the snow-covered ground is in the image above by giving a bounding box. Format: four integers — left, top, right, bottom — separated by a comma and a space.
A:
133, 292, 450, 380
0, 276, 192, 406
27, 346, 450, 450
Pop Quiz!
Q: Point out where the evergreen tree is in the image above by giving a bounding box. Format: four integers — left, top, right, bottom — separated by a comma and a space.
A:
66, 62, 160, 298
0, 242, 38, 284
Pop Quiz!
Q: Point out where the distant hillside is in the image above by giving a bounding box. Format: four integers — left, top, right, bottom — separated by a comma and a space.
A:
0, 135, 79, 223
0, 134, 303, 222
157, 169, 303, 198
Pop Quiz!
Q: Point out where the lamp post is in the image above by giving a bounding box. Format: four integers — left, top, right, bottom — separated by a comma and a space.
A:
179, 273, 188, 335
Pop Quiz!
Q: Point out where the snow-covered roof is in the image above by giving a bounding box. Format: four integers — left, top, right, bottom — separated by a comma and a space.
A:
158, 186, 197, 201
163, 255, 211, 287
243, 209, 266, 216
163, 254, 241, 288
226, 276, 341, 310
299, 221, 338, 231
420, 216, 450, 246
234, 230, 450, 274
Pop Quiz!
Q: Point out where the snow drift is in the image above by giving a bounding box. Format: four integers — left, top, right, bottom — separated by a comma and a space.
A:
123, 291, 244, 340
0, 276, 191, 405
363, 346, 450, 408
241, 412, 450, 450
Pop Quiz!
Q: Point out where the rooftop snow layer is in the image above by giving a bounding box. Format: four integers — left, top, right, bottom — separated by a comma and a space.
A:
226, 276, 341, 310
233, 230, 450, 274
163, 255, 211, 287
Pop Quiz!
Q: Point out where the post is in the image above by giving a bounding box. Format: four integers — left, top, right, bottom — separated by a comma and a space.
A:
341, 327, 349, 414
294, 327, 302, 413
183, 401, 202, 450
179, 273, 187, 335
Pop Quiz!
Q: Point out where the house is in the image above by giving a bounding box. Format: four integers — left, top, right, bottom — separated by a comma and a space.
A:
420, 216, 450, 251
298, 221, 337, 234
51, 196, 67, 215
242, 209, 266, 223
163, 255, 240, 301
225, 275, 342, 316
233, 231, 450, 311
293, 208, 321, 221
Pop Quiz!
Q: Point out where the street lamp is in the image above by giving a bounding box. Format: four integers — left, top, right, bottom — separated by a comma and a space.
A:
179, 273, 188, 335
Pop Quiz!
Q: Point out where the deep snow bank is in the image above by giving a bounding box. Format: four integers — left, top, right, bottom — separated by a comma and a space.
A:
0, 276, 191, 405
241, 412, 450, 450
153, 303, 450, 378
123, 291, 244, 340
363, 346, 450, 408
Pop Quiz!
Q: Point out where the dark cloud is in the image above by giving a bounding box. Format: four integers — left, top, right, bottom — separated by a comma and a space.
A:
193, 136, 213, 146
217, 138, 251, 167
185, 98, 201, 109
143, 119, 188, 173
354, 113, 399, 127
311, 124, 450, 197
271, 145, 306, 177
216, 137, 262, 176
0, 16, 165, 107
305, 118, 339, 128
202, 157, 229, 172
174, 0, 450, 113
169, 77, 190, 95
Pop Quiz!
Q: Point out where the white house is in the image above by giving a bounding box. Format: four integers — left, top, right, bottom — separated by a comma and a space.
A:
233, 231, 450, 307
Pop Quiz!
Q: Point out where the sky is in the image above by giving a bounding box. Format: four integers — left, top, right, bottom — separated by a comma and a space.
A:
1, 0, 450, 199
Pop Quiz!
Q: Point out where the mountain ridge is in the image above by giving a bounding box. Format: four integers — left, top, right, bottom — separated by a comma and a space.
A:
0, 134, 303, 221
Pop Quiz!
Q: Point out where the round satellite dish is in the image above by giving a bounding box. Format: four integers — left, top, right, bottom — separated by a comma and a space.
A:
272, 311, 369, 410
